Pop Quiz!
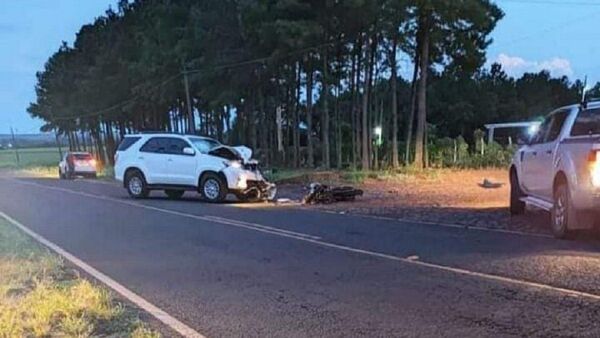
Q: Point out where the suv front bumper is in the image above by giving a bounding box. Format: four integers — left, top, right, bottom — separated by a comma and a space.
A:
222, 167, 276, 200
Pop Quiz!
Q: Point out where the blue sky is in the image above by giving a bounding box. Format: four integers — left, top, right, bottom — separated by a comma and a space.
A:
1, 0, 599, 133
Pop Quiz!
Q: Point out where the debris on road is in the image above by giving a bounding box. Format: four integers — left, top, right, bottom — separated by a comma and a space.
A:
478, 178, 504, 189
303, 183, 363, 204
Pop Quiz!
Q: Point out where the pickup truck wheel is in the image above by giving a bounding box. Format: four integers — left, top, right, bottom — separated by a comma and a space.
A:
510, 171, 526, 215
200, 173, 227, 203
165, 189, 185, 200
552, 184, 571, 239
125, 171, 149, 199
59, 168, 65, 180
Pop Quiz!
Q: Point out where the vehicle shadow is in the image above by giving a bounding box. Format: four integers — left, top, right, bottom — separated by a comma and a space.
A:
308, 202, 600, 245
148, 192, 263, 205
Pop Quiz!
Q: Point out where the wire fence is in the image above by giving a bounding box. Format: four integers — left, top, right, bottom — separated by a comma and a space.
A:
0, 134, 65, 169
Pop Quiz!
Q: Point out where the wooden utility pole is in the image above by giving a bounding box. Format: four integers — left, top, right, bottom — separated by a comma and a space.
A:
183, 67, 195, 134
10, 127, 20, 166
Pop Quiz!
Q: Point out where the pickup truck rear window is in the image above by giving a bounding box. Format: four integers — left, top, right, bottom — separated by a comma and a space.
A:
572, 108, 600, 136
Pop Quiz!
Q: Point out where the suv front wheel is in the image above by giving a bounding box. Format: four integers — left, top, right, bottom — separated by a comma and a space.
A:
125, 170, 149, 199
200, 173, 227, 203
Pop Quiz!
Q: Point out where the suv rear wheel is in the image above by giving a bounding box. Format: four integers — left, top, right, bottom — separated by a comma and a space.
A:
165, 189, 185, 200
510, 170, 526, 215
200, 173, 227, 203
125, 170, 149, 199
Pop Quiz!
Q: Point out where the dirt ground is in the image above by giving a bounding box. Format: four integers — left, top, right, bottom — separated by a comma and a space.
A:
277, 169, 552, 235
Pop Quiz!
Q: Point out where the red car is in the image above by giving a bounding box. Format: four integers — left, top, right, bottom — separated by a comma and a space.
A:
59, 152, 97, 179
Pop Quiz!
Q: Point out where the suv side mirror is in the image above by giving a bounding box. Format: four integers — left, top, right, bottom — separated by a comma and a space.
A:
183, 147, 196, 156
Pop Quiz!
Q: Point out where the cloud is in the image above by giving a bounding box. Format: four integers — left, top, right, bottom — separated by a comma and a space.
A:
493, 53, 573, 78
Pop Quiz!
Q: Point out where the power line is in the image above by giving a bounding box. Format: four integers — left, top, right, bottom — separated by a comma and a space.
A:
497, 9, 600, 46
50, 72, 182, 122
500, 0, 600, 6
184, 41, 338, 75
48, 40, 342, 123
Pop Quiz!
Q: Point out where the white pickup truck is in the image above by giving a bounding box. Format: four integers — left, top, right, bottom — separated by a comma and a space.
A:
510, 101, 600, 238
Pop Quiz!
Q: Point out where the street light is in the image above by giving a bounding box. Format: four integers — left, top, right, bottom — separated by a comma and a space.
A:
374, 126, 382, 137
374, 126, 382, 146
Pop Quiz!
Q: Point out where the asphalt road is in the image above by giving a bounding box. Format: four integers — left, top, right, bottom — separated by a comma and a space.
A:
2, 174, 600, 337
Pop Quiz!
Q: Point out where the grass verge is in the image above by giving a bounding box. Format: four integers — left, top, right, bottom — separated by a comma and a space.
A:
0, 217, 160, 337
0, 148, 61, 169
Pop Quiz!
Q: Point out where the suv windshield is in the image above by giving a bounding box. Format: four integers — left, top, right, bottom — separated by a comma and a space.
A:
188, 137, 221, 154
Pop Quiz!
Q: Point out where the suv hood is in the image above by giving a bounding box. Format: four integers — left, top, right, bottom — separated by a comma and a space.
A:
208, 145, 253, 162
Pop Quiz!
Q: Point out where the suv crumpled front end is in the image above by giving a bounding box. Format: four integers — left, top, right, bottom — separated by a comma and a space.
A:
210, 146, 277, 201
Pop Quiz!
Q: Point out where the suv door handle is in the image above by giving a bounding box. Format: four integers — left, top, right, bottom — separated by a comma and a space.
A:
546, 150, 552, 155
138, 156, 144, 160
532, 151, 537, 156
167, 158, 173, 162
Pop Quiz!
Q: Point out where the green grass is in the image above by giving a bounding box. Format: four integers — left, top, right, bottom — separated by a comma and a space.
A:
16, 165, 115, 180
0, 147, 62, 169
0, 218, 160, 337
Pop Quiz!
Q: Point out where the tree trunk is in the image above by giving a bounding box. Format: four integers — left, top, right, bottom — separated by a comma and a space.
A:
258, 88, 269, 166
216, 107, 224, 141
321, 51, 330, 169
306, 60, 314, 168
414, 16, 430, 170
293, 62, 301, 168
335, 54, 343, 169
390, 36, 400, 169
405, 42, 420, 165
249, 92, 257, 151
361, 36, 372, 170
350, 49, 358, 169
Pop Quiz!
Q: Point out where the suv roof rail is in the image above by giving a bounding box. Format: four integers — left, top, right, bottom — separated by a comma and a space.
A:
137, 130, 182, 134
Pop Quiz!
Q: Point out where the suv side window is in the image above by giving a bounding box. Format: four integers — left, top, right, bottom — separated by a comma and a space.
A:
117, 136, 141, 151
140, 137, 169, 154
544, 110, 569, 143
167, 138, 191, 155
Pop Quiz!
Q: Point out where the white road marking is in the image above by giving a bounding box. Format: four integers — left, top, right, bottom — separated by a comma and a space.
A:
74, 178, 120, 187
202, 215, 322, 240
0, 211, 205, 338
5, 178, 322, 241
6, 178, 600, 303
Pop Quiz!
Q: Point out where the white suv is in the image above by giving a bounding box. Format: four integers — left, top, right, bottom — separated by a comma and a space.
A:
114, 133, 276, 202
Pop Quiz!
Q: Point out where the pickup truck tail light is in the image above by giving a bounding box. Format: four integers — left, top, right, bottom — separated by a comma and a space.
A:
589, 150, 600, 187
